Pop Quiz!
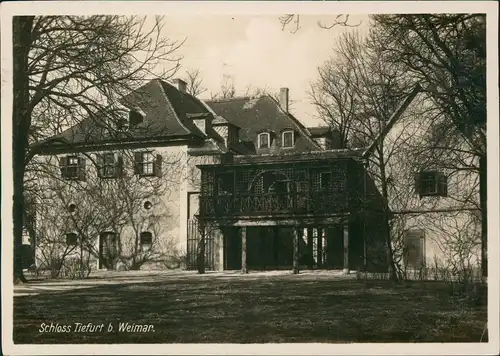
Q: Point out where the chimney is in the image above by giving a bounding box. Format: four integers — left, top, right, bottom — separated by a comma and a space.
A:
279, 87, 289, 113
173, 78, 187, 93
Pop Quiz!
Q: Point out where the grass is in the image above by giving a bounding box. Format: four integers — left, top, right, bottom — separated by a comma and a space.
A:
13, 274, 487, 343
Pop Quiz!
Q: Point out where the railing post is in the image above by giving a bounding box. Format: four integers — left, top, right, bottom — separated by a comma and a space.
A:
241, 226, 248, 274
317, 227, 323, 268
307, 228, 314, 269
293, 227, 300, 274
343, 223, 350, 274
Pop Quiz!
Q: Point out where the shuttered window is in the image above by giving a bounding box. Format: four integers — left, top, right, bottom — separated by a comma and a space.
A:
134, 151, 163, 177
415, 171, 447, 197
66, 233, 78, 246
96, 152, 124, 179
60, 155, 86, 181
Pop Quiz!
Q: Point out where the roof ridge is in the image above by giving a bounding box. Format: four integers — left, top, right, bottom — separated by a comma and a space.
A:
204, 95, 257, 103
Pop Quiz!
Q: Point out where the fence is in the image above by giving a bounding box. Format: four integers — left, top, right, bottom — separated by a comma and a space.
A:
356, 266, 484, 283
186, 219, 215, 271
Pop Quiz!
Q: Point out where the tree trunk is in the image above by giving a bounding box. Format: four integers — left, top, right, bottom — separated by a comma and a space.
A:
378, 158, 398, 283
383, 209, 398, 282
12, 16, 35, 284
479, 155, 487, 278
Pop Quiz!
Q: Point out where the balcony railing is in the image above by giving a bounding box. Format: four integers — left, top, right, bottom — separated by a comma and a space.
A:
199, 192, 349, 217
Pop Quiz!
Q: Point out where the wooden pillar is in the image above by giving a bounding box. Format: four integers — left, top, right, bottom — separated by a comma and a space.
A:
223, 228, 228, 270
241, 226, 248, 274
307, 228, 314, 269
293, 228, 300, 274
363, 228, 367, 272
317, 227, 323, 268
197, 220, 206, 274
273, 227, 279, 268
343, 223, 349, 274
217, 229, 224, 271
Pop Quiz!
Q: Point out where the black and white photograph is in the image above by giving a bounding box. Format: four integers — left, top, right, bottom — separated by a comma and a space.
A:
1, 1, 499, 355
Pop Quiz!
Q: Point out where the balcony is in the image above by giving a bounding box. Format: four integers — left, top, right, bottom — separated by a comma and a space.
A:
199, 191, 349, 218
196, 155, 368, 220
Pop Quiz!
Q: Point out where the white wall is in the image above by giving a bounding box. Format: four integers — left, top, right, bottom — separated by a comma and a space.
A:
382, 98, 481, 269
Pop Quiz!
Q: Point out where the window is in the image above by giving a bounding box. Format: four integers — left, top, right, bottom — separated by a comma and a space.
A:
404, 230, 425, 268
258, 132, 270, 149
129, 110, 144, 127
262, 172, 289, 193
134, 151, 162, 177
140, 232, 153, 251
143, 201, 153, 210
282, 130, 295, 148
97, 153, 123, 178
320, 172, 331, 191
60, 155, 86, 181
216, 173, 234, 195
68, 203, 77, 213
66, 233, 78, 246
228, 127, 238, 147
416, 171, 448, 197
431, 122, 449, 144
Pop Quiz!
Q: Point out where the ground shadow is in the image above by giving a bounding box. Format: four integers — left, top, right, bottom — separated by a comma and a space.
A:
14, 277, 488, 344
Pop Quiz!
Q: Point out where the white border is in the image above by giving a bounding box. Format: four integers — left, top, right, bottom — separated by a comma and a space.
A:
1, 1, 499, 355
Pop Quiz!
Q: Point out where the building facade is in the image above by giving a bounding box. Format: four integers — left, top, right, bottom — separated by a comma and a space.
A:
380, 95, 482, 274
30, 78, 476, 276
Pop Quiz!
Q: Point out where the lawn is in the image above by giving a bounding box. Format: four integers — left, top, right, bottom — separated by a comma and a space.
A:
13, 273, 488, 343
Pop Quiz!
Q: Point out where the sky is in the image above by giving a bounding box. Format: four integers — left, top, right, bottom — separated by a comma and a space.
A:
158, 15, 370, 127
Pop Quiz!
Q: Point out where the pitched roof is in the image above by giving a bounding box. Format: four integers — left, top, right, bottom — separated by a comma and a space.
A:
204, 95, 320, 153
37, 79, 210, 150
307, 126, 332, 137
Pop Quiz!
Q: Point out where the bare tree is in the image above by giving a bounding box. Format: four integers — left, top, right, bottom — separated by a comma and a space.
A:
13, 15, 184, 282
210, 74, 236, 99
371, 14, 487, 277
184, 68, 207, 97
279, 14, 361, 33
26, 146, 190, 277
208, 76, 296, 113
311, 30, 416, 281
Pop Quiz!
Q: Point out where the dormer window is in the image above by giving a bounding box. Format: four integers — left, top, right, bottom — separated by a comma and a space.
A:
129, 109, 144, 128
282, 130, 295, 148
258, 132, 270, 149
